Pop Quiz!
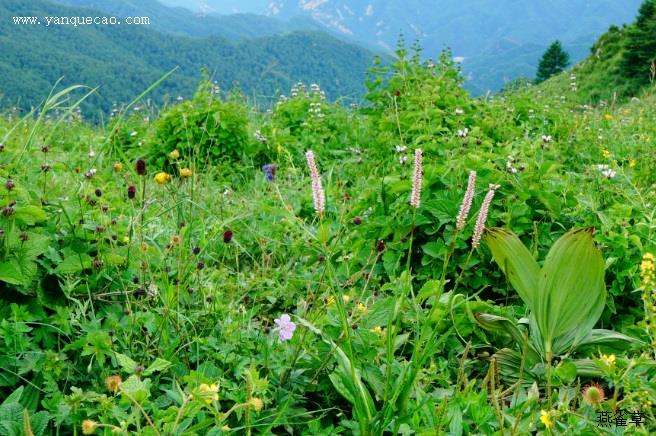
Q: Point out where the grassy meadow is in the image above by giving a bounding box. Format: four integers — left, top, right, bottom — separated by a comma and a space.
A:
1, 47, 656, 435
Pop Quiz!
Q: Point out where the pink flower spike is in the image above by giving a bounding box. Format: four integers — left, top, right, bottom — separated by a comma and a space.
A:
273, 314, 296, 341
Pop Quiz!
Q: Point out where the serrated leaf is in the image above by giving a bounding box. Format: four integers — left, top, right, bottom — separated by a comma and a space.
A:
55, 254, 93, 274
0, 261, 23, 285
115, 353, 138, 373
119, 375, 150, 404
143, 358, 171, 376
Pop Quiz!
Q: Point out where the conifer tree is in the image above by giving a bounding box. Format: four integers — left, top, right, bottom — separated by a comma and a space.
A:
535, 40, 570, 83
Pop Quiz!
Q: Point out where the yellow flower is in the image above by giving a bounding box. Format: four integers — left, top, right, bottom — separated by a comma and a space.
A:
640, 253, 655, 289
356, 303, 368, 314
277, 143, 282, 154
600, 354, 616, 366
154, 172, 171, 184
629, 159, 637, 168
113, 162, 123, 171
170, 234, 182, 246
249, 397, 264, 412
370, 326, 384, 335
197, 383, 219, 404
326, 296, 335, 306
82, 420, 98, 435
602, 149, 611, 159
123, 236, 130, 244
342, 295, 351, 304
104, 375, 123, 394
540, 410, 554, 429
168, 149, 180, 160
180, 168, 193, 178
603, 114, 613, 121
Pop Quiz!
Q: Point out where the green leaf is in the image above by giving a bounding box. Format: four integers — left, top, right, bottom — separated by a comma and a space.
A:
554, 361, 577, 384
119, 375, 151, 404
13, 206, 47, 226
535, 228, 606, 355
55, 254, 93, 274
143, 358, 172, 376
115, 353, 138, 374
474, 313, 541, 364
0, 261, 23, 285
485, 228, 539, 311
361, 297, 395, 329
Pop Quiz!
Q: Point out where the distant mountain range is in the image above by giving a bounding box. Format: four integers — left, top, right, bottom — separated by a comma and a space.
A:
0, 0, 379, 117
160, 0, 644, 93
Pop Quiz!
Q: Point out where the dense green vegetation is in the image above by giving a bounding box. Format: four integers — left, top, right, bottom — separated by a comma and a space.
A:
1, 4, 656, 435
0, 0, 379, 119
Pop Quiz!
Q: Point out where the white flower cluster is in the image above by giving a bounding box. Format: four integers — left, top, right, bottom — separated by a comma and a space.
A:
395, 144, 408, 165
596, 164, 616, 179
457, 128, 469, 138
254, 130, 268, 143
308, 102, 324, 118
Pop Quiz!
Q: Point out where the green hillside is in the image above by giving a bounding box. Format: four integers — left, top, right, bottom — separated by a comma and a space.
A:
535, 0, 656, 103
0, 0, 379, 117
52, 0, 324, 39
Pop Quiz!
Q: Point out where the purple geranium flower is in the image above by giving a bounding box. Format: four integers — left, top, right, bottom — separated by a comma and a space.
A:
273, 314, 296, 341
262, 164, 278, 181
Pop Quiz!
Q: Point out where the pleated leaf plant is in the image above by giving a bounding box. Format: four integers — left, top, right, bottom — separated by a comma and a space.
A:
474, 228, 637, 385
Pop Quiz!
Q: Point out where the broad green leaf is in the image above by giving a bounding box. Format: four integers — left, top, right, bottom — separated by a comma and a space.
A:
143, 358, 172, 376
493, 348, 539, 386
55, 254, 93, 274
115, 353, 138, 374
119, 375, 150, 404
0, 261, 23, 285
553, 361, 577, 384
13, 206, 47, 225
474, 313, 541, 364
485, 228, 539, 311
571, 359, 605, 378
535, 228, 605, 356
361, 297, 395, 329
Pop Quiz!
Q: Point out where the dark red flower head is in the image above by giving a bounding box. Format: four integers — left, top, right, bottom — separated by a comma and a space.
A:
127, 185, 136, 199
395, 90, 401, 97
223, 230, 233, 243
376, 240, 385, 253
135, 159, 147, 175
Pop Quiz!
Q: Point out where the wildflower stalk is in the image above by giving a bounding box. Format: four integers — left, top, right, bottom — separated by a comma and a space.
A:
305, 150, 325, 217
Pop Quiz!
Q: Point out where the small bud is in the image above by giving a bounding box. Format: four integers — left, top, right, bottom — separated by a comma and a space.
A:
196, 261, 205, 271
19, 232, 28, 242
376, 240, 385, 253
223, 230, 233, 243
5, 179, 15, 191
127, 185, 136, 199
95, 188, 102, 197
353, 216, 362, 225
192, 246, 200, 255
